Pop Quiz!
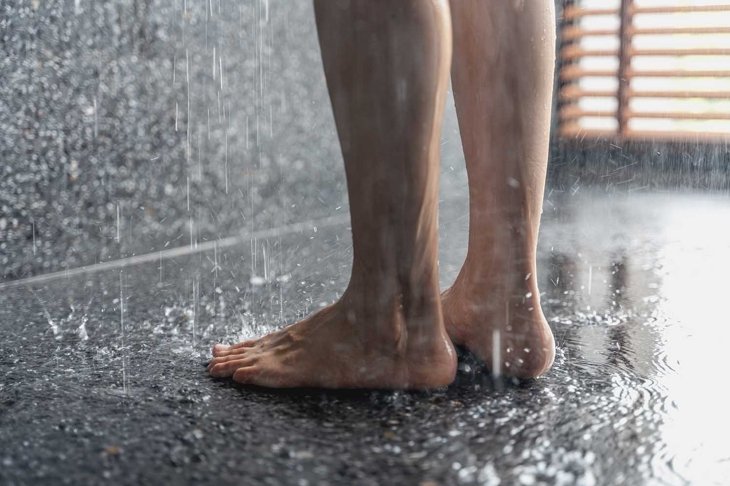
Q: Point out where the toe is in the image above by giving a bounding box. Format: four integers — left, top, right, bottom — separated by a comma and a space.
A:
229, 339, 259, 350
212, 346, 253, 359
212, 343, 231, 356
207, 352, 251, 369
232, 365, 261, 384
212, 340, 258, 357
209, 357, 255, 378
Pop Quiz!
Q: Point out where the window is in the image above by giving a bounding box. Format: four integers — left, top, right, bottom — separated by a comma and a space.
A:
557, 0, 730, 141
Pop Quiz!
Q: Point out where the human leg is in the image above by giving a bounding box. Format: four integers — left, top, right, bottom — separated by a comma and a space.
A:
209, 0, 455, 389
443, 0, 556, 378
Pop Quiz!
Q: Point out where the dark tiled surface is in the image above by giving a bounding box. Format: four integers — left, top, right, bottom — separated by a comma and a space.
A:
2, 191, 729, 485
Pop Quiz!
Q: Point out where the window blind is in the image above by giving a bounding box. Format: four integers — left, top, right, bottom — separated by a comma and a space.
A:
557, 0, 730, 141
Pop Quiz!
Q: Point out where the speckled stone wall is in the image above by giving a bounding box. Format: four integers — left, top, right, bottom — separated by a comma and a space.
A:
0, 0, 342, 280
0, 0, 474, 282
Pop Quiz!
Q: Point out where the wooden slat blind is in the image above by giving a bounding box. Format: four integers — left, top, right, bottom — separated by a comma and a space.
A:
557, 0, 730, 141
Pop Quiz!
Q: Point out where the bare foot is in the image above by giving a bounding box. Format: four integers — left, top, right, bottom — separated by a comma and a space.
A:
441, 274, 555, 379
208, 289, 457, 389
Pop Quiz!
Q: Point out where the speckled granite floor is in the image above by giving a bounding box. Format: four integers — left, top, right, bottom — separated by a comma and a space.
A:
2, 191, 729, 485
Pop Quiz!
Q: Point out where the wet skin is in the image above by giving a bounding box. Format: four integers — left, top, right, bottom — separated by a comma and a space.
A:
209, 0, 556, 389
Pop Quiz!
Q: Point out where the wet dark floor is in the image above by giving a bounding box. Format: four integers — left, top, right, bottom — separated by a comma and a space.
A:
1, 191, 729, 485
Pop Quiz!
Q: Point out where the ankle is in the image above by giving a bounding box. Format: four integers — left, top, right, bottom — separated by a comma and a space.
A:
445, 264, 547, 334
340, 275, 444, 350
451, 272, 537, 308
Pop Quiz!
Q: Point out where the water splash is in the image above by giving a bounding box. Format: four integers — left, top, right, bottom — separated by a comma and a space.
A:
192, 277, 199, 350
120, 270, 127, 396
492, 329, 501, 378
77, 315, 89, 341
115, 204, 121, 243
93, 96, 98, 138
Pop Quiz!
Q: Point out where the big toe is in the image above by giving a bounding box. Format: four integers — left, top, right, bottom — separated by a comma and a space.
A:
232, 365, 263, 385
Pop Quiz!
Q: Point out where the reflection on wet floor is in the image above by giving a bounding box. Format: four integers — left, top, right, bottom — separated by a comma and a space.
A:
1, 191, 729, 485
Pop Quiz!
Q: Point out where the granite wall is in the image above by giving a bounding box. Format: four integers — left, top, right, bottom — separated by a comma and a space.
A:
2, 0, 473, 281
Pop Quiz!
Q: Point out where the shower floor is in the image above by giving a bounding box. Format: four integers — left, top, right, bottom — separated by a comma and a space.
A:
1, 190, 728, 485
